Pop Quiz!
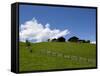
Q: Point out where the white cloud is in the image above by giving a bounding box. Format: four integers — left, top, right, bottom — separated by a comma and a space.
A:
90, 41, 96, 44
19, 18, 70, 43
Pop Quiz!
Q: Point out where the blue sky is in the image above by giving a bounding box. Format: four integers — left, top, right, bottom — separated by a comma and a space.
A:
19, 4, 96, 42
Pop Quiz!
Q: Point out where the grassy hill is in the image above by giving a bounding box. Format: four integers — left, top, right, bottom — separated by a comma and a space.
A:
19, 42, 96, 72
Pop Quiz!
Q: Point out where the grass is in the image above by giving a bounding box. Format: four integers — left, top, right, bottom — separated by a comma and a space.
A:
19, 42, 96, 72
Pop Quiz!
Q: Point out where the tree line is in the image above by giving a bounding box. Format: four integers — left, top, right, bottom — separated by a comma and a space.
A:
47, 36, 90, 43
25, 36, 90, 48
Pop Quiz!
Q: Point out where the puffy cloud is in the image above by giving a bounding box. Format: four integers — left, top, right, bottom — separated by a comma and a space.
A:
19, 18, 70, 43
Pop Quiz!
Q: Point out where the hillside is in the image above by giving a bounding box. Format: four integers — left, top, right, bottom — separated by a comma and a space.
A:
19, 42, 96, 72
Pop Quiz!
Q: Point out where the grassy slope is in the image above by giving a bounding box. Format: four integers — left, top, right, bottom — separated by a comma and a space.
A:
19, 42, 96, 71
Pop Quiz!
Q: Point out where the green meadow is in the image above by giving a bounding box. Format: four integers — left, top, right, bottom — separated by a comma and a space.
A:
19, 42, 96, 72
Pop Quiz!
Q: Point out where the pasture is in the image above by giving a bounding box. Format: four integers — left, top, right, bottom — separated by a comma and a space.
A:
19, 42, 96, 72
